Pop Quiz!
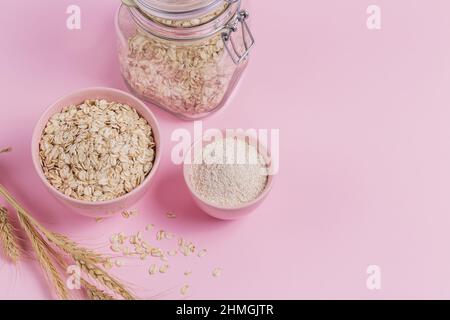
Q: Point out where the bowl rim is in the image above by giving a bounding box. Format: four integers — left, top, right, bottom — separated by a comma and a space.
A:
31, 87, 162, 207
182, 130, 276, 212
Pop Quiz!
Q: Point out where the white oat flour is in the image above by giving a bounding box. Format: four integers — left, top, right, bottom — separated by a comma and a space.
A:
189, 137, 268, 208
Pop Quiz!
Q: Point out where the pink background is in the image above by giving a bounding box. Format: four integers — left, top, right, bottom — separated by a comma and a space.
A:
1, 0, 450, 299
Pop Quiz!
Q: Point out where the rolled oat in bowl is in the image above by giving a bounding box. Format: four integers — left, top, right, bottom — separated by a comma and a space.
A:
39, 99, 156, 202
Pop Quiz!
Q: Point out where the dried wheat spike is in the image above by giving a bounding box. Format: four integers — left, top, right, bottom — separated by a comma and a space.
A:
17, 211, 69, 300
77, 259, 135, 300
45, 231, 109, 265
0, 207, 21, 263
82, 279, 115, 300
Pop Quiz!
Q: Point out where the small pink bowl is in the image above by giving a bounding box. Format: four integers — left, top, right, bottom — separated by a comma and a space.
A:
31, 87, 162, 218
183, 132, 276, 220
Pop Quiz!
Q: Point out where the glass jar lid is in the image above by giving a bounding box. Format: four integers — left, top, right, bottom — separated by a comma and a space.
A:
136, 0, 220, 13
126, 0, 237, 21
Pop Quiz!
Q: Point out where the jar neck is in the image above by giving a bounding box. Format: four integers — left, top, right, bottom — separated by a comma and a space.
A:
127, 0, 241, 40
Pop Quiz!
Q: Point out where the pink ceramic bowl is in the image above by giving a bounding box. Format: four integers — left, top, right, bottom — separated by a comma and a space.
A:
31, 87, 162, 218
183, 132, 276, 220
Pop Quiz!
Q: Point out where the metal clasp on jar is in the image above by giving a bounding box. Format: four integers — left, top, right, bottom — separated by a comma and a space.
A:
222, 10, 255, 65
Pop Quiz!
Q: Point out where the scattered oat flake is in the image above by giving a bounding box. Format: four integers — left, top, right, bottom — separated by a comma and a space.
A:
212, 268, 222, 278
198, 249, 207, 258
145, 223, 154, 231
159, 264, 169, 274
115, 260, 124, 267
180, 285, 189, 296
95, 217, 104, 223
156, 230, 165, 241
110, 245, 120, 253
118, 233, 127, 244
122, 210, 138, 219
151, 248, 163, 257
148, 264, 157, 275
184, 271, 192, 277
166, 212, 177, 219
165, 232, 174, 240
110, 234, 118, 244
104, 261, 113, 270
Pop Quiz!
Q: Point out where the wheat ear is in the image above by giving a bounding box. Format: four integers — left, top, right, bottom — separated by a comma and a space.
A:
42, 233, 133, 299
76, 259, 134, 300
0, 207, 21, 263
82, 279, 115, 300
0, 185, 108, 265
0, 184, 135, 300
55, 255, 115, 301
43, 231, 109, 265
16, 211, 69, 300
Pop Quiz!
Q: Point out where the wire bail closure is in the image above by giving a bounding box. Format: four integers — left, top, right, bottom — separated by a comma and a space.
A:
222, 10, 255, 65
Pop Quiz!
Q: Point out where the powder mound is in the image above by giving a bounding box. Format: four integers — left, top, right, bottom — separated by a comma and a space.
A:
190, 138, 269, 208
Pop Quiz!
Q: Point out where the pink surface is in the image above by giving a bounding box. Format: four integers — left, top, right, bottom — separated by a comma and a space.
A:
2, 0, 450, 299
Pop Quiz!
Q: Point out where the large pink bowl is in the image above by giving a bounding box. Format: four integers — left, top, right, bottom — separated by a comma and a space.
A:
31, 87, 162, 218
183, 131, 276, 220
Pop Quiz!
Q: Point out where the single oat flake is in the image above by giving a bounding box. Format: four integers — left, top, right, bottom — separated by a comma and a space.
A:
122, 210, 138, 219
159, 264, 169, 274
212, 267, 222, 278
166, 212, 177, 219
115, 260, 124, 267
180, 285, 190, 296
168, 249, 177, 256
198, 249, 207, 258
156, 230, 165, 241
148, 264, 157, 275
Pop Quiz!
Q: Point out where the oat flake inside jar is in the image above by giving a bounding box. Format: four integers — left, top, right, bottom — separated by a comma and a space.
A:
116, 0, 255, 120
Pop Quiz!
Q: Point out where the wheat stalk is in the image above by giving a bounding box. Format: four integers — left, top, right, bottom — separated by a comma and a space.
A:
41, 232, 134, 299
76, 259, 134, 300
43, 231, 109, 265
0, 207, 21, 263
0, 184, 135, 300
17, 210, 69, 300
54, 254, 115, 301
0, 185, 107, 264
82, 279, 115, 300
53, 251, 115, 301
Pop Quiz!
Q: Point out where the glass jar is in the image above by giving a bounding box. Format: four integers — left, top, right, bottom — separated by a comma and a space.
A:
116, 0, 255, 120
